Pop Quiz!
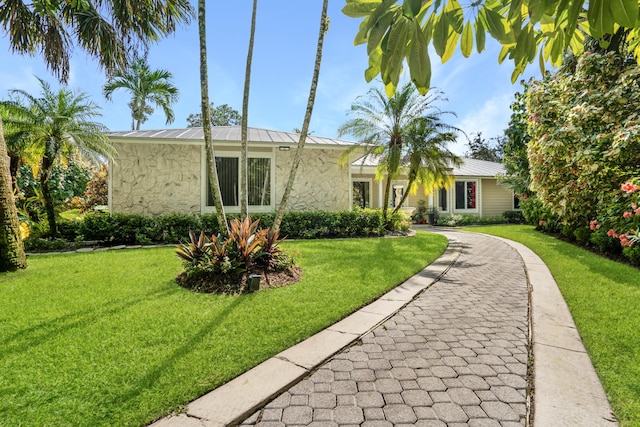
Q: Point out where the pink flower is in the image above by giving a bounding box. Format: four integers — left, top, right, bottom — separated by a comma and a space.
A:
607, 229, 618, 238
539, 220, 546, 227
624, 211, 633, 218
596, 224, 601, 229
635, 208, 640, 215
589, 220, 598, 231
632, 203, 638, 210
620, 234, 634, 247
621, 182, 640, 193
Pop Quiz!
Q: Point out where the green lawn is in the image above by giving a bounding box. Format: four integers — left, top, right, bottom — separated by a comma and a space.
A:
466, 225, 640, 427
0, 231, 447, 427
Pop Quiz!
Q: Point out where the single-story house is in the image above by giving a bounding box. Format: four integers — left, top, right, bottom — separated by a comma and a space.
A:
107, 126, 517, 217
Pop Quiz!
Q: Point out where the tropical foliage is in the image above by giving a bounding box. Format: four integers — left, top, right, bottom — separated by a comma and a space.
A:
2, 78, 114, 237
186, 103, 242, 127
339, 81, 460, 225
466, 132, 504, 163
343, 0, 640, 96
0, 0, 193, 271
103, 57, 179, 130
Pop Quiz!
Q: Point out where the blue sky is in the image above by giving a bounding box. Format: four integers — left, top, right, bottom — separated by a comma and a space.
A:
0, 1, 541, 155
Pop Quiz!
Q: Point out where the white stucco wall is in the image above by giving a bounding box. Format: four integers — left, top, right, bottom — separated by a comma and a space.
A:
275, 148, 350, 212
110, 142, 201, 215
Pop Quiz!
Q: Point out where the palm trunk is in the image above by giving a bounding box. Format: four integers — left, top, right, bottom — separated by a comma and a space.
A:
272, 0, 329, 233
240, 0, 258, 219
382, 174, 392, 225
198, 0, 228, 234
0, 116, 27, 271
391, 175, 415, 216
9, 153, 20, 193
40, 155, 57, 237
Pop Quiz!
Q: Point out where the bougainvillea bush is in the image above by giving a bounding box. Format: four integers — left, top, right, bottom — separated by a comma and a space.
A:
527, 51, 640, 245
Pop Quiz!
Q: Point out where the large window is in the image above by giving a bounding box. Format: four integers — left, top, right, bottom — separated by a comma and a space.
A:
207, 156, 271, 207
353, 181, 370, 209
438, 188, 447, 211
391, 184, 404, 208
455, 181, 477, 210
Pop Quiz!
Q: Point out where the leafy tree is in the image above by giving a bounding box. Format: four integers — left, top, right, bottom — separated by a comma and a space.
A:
0, 0, 193, 271
103, 57, 179, 130
272, 0, 329, 233
391, 118, 462, 214
338, 82, 453, 225
3, 78, 114, 237
527, 50, 640, 229
466, 132, 504, 163
240, 0, 259, 218
501, 80, 533, 196
186, 103, 242, 127
82, 164, 108, 212
197, 0, 228, 234
342, 0, 640, 96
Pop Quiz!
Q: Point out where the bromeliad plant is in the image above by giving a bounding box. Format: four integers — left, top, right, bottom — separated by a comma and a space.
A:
175, 216, 291, 294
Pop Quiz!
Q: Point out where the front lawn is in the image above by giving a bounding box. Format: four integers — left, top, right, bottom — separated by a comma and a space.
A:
466, 225, 640, 426
0, 231, 447, 427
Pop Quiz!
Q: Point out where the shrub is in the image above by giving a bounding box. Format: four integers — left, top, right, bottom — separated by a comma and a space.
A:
502, 210, 525, 224
155, 214, 203, 243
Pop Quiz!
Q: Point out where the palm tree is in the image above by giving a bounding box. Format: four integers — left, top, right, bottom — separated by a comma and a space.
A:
338, 82, 455, 225
272, 0, 329, 233
4, 78, 115, 237
0, 103, 32, 193
390, 118, 462, 214
198, 0, 228, 234
103, 57, 179, 130
0, 0, 193, 271
240, 0, 259, 218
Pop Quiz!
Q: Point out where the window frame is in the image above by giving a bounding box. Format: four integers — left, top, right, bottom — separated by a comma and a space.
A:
352, 179, 372, 209
201, 148, 275, 214
453, 179, 479, 213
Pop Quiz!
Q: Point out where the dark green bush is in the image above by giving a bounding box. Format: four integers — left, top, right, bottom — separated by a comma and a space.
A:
590, 228, 622, 254
502, 210, 525, 224
154, 214, 203, 243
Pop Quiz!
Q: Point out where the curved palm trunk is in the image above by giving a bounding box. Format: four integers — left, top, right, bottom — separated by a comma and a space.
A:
272, 0, 329, 233
39, 155, 57, 237
198, 0, 228, 234
240, 0, 258, 219
0, 117, 27, 271
382, 175, 393, 224
391, 175, 416, 216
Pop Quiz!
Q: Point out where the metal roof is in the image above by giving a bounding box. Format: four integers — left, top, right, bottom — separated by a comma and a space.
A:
352, 155, 505, 177
106, 126, 357, 147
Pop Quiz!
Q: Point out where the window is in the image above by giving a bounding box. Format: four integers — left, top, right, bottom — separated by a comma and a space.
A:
207, 156, 271, 207
455, 181, 477, 210
391, 184, 404, 208
439, 188, 447, 211
514, 194, 521, 209
352, 181, 370, 209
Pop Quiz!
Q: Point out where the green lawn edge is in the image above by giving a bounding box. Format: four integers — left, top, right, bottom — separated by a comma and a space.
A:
464, 225, 640, 427
0, 230, 447, 427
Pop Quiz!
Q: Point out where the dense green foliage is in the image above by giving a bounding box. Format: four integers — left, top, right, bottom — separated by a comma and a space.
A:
25, 209, 409, 250
0, 231, 447, 426
343, 0, 640, 96
436, 211, 524, 227
468, 225, 640, 426
186, 102, 242, 127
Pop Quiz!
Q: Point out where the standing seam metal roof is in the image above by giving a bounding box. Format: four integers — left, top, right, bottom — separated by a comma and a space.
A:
106, 126, 357, 146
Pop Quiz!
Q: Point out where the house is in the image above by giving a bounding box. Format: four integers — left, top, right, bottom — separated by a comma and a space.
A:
107, 126, 517, 217
107, 127, 359, 215
351, 156, 517, 217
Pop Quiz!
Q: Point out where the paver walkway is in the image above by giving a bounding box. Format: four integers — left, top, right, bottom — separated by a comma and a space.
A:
240, 230, 529, 426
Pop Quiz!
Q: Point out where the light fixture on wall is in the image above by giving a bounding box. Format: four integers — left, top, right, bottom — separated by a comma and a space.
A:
278, 146, 290, 151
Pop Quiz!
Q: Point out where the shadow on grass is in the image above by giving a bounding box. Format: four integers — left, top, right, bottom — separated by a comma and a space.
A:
0, 285, 180, 358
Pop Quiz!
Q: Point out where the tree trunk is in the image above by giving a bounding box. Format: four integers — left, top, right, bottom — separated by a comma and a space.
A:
382, 174, 392, 225
39, 155, 57, 237
272, 0, 329, 233
198, 0, 228, 234
240, 0, 258, 219
391, 175, 416, 216
9, 152, 20, 193
0, 116, 27, 271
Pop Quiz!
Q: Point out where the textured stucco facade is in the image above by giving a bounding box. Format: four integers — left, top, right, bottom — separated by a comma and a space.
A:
109, 140, 352, 215
274, 149, 350, 212
110, 142, 201, 215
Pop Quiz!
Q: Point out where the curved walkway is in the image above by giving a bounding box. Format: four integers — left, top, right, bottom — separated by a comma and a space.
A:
152, 230, 617, 427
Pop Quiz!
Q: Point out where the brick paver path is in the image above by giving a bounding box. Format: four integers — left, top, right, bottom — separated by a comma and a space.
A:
241, 231, 530, 426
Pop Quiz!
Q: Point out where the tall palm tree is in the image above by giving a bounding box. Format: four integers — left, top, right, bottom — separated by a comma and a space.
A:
390, 118, 462, 214
198, 0, 228, 234
0, 0, 193, 272
103, 57, 179, 130
240, 0, 259, 219
338, 82, 453, 225
272, 0, 329, 233
4, 78, 115, 237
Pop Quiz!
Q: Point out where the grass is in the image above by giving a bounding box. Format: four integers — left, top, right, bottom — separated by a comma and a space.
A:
0, 231, 447, 427
465, 225, 640, 426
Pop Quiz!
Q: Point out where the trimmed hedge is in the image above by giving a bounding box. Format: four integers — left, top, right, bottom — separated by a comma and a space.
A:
52, 210, 390, 246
